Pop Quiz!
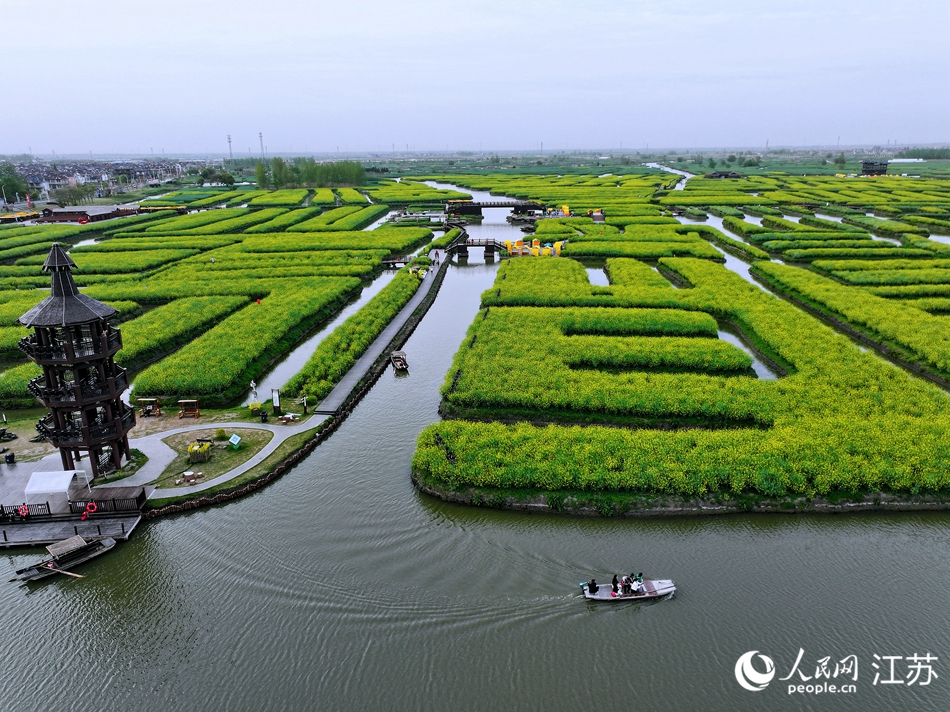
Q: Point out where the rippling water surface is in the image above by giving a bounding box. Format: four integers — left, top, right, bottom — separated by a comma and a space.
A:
1, 192, 948, 712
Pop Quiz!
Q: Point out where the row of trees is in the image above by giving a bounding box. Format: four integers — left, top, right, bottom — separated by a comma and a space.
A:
896, 148, 950, 160
52, 184, 98, 206
254, 158, 366, 189
0, 163, 31, 204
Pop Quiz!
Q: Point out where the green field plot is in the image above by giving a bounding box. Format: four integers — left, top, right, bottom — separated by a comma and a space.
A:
240, 228, 431, 253
781, 247, 933, 261
841, 215, 928, 236
432, 173, 669, 209
753, 261, 950, 377
310, 188, 337, 205
140, 208, 249, 233
904, 216, 950, 235
827, 268, 950, 286
248, 189, 310, 207
798, 215, 866, 232
114, 296, 250, 368
288, 205, 389, 232
337, 188, 369, 203
186, 191, 244, 208
744, 231, 871, 244
284, 269, 424, 400
16, 248, 200, 273
562, 240, 724, 260
70, 236, 240, 252
367, 180, 470, 204
415, 257, 950, 499
178, 208, 287, 234
133, 278, 359, 403
244, 208, 323, 233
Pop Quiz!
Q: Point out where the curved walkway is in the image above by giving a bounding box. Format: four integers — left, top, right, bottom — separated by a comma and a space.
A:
114, 417, 326, 499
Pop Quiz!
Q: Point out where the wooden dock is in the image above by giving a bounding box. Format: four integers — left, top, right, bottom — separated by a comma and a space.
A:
0, 515, 142, 548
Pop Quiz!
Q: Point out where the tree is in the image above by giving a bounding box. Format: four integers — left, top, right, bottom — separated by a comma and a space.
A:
254, 161, 268, 188
271, 157, 289, 188
707, 157, 717, 169
0, 163, 29, 204
834, 152, 846, 168
727, 154, 737, 163
52, 184, 96, 206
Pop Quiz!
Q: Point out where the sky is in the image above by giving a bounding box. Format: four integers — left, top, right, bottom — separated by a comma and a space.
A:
2, 0, 947, 155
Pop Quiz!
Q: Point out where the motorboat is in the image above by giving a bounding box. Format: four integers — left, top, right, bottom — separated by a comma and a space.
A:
580, 577, 675, 601
390, 350, 409, 372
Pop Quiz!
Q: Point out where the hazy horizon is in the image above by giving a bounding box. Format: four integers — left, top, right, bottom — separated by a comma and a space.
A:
3, 0, 947, 155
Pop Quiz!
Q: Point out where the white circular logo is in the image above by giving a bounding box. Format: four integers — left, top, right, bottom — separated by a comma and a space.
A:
735, 650, 775, 692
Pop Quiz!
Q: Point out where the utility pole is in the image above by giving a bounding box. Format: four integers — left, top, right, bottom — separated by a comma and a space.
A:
227, 135, 233, 166
259, 132, 265, 161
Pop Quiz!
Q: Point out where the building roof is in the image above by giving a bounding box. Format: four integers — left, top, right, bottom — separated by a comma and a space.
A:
25, 470, 77, 495
50, 206, 119, 217
17, 244, 118, 327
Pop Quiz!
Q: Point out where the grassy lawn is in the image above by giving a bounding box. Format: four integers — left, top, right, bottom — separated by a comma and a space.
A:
153, 427, 273, 488
149, 425, 321, 507
128, 404, 314, 437
93, 448, 149, 485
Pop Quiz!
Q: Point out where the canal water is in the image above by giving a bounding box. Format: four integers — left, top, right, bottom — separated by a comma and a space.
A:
1, 185, 948, 712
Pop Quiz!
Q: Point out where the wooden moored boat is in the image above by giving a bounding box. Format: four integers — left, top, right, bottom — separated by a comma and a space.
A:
579, 577, 675, 601
15, 535, 116, 582
390, 350, 409, 372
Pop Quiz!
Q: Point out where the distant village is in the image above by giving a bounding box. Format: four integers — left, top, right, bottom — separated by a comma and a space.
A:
1, 159, 206, 206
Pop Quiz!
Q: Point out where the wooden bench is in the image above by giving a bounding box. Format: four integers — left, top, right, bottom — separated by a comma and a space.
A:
177, 400, 200, 419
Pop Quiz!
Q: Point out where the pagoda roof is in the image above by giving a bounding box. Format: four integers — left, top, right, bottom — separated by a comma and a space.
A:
18, 244, 117, 328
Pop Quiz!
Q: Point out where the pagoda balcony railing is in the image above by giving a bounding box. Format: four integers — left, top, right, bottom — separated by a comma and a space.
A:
26, 368, 129, 406
36, 414, 85, 445
18, 326, 122, 365
36, 408, 135, 447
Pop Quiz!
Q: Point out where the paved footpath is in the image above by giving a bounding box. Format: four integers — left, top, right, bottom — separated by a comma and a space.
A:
315, 252, 445, 413
121, 418, 327, 498
0, 418, 326, 504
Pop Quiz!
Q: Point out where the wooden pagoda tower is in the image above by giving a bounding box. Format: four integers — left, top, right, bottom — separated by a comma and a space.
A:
17, 244, 135, 478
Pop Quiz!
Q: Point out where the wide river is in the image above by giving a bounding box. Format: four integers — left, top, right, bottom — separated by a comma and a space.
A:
1, 185, 948, 711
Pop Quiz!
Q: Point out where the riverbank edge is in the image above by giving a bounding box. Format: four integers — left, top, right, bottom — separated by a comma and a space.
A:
410, 471, 950, 517
142, 254, 452, 519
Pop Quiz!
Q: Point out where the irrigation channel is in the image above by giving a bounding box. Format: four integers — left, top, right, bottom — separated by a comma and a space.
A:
1, 183, 949, 712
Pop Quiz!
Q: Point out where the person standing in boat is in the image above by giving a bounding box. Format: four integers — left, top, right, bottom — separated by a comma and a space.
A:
620, 576, 633, 596
611, 574, 619, 594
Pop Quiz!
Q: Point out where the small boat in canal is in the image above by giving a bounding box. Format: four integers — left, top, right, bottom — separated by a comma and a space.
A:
14, 535, 116, 582
579, 577, 675, 602
390, 350, 409, 372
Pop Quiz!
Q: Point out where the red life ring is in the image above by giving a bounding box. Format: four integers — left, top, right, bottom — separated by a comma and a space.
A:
80, 501, 98, 521
17, 505, 28, 516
